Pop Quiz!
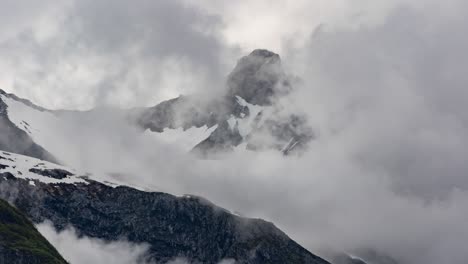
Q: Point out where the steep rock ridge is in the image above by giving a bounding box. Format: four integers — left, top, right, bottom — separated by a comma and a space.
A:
0, 151, 329, 264
0, 50, 312, 159
227, 49, 291, 106
0, 198, 68, 264
0, 90, 58, 164
135, 49, 313, 156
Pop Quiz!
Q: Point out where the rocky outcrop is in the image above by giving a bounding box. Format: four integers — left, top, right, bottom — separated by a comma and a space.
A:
0, 173, 328, 264
0, 90, 58, 164
0, 50, 323, 263
133, 49, 313, 156
227, 49, 291, 106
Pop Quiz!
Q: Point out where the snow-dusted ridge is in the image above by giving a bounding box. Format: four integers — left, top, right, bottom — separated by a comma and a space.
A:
1, 94, 57, 143
0, 151, 149, 191
0, 151, 87, 185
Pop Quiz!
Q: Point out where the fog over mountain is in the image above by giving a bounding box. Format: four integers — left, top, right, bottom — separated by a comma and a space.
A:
1, 1, 468, 264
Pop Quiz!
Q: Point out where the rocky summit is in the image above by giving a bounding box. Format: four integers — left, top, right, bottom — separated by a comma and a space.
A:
134, 49, 313, 156
0, 151, 328, 264
0, 51, 331, 263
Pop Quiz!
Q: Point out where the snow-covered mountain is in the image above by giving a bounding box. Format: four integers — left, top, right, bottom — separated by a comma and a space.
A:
0, 49, 313, 166
0, 150, 328, 263
0, 50, 333, 263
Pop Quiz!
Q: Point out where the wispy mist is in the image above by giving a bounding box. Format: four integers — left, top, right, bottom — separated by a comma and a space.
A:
37, 221, 154, 264
2, 1, 468, 264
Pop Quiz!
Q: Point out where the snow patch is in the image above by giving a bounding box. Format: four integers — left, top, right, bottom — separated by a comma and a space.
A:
0, 151, 87, 185
227, 116, 237, 130
235, 96, 265, 137
2, 95, 61, 153
0, 151, 146, 190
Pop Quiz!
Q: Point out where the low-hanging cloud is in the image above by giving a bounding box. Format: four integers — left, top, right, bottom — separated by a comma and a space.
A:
38, 222, 238, 264
0, 0, 231, 110
2, 1, 468, 264
37, 221, 154, 264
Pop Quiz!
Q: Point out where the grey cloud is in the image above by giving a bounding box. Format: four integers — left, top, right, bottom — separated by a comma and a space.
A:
2, 1, 468, 264
289, 5, 468, 199
38, 222, 239, 264
0, 0, 230, 109
37, 221, 155, 264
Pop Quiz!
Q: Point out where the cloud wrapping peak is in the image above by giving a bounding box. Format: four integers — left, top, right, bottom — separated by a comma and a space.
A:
2, 1, 468, 264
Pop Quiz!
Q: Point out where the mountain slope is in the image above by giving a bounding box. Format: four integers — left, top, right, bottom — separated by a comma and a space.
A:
0, 90, 58, 164
135, 49, 312, 156
0, 151, 329, 264
0, 198, 67, 264
0, 50, 313, 165
0, 50, 329, 263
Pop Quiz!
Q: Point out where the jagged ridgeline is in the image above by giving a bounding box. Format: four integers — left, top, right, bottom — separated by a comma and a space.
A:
0, 49, 313, 163
134, 49, 313, 156
0, 199, 67, 264
0, 50, 327, 263
0, 151, 329, 264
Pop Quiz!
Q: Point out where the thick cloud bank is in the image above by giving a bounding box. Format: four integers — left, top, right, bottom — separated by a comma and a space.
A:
2, 1, 468, 264
37, 222, 154, 264
37, 222, 236, 264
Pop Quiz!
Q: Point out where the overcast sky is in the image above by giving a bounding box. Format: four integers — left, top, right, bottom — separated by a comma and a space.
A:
2, 0, 461, 110
2, 1, 468, 264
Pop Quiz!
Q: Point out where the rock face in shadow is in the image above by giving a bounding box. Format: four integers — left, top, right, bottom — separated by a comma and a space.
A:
134, 49, 313, 156
0, 175, 329, 264
0, 90, 59, 164
227, 49, 291, 106
0, 50, 322, 263
0, 50, 312, 159
0, 198, 68, 264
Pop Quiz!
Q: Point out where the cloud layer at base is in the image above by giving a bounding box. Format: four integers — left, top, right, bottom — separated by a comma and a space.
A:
37, 222, 236, 264
3, 1, 468, 264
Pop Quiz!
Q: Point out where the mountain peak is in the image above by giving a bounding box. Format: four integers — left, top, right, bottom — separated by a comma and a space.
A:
249, 49, 280, 59
227, 49, 289, 106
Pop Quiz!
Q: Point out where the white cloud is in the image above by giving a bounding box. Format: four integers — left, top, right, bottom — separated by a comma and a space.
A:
3, 1, 468, 264
37, 222, 154, 264
37, 222, 238, 264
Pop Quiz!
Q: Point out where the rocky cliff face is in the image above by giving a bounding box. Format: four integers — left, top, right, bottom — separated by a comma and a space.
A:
0, 50, 328, 263
227, 49, 291, 106
0, 198, 67, 264
134, 49, 313, 156
0, 50, 312, 160
0, 90, 58, 164
0, 151, 329, 264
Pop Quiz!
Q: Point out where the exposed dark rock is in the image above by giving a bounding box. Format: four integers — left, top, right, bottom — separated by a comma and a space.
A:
131, 50, 312, 156
192, 120, 244, 156
0, 176, 329, 264
134, 95, 243, 133
0, 95, 59, 164
227, 49, 291, 106
0, 172, 16, 181
0, 89, 49, 113
0, 156, 13, 162
28, 169, 73, 180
